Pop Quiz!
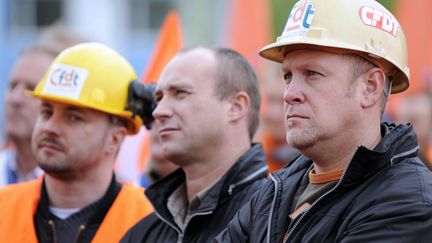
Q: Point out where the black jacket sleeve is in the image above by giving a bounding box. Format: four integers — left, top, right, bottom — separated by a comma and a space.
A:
214, 188, 264, 243
340, 166, 432, 242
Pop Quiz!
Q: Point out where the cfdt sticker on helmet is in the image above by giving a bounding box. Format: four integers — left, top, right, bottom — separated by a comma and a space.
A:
359, 6, 399, 37
281, 0, 316, 37
43, 64, 88, 99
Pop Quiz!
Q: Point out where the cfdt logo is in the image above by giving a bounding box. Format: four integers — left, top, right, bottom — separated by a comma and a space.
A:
284, 0, 316, 33
359, 6, 399, 37
50, 68, 80, 87
44, 64, 88, 99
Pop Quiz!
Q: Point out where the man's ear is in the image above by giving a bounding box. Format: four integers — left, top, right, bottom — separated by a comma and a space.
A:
359, 67, 386, 109
106, 126, 127, 155
227, 91, 250, 122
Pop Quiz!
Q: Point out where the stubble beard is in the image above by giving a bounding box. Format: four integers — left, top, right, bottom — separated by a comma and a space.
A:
37, 152, 101, 180
37, 155, 76, 179
286, 125, 317, 150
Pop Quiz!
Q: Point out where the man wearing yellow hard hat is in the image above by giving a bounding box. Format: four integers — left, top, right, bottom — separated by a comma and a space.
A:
216, 0, 432, 242
0, 43, 154, 242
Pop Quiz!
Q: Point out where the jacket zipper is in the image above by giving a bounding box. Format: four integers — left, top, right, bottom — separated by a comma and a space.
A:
156, 210, 213, 243
227, 166, 268, 195
48, 220, 58, 243
155, 211, 183, 240
156, 161, 267, 242
72, 225, 86, 243
177, 233, 183, 243
282, 169, 348, 243
266, 174, 280, 243
180, 211, 213, 242
277, 145, 419, 242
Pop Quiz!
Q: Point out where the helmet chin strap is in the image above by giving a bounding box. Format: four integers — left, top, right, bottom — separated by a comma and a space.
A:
382, 80, 392, 117
384, 80, 392, 102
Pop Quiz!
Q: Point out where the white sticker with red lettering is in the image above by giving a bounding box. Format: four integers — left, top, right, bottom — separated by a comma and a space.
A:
281, 0, 316, 37
43, 64, 88, 99
359, 6, 399, 37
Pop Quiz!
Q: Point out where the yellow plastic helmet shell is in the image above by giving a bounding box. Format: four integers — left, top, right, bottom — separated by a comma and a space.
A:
29, 42, 143, 134
260, 0, 410, 94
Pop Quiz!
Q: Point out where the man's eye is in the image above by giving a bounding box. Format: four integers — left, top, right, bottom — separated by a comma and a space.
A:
26, 83, 36, 91
283, 72, 293, 84
154, 91, 163, 103
154, 95, 162, 103
40, 109, 52, 118
9, 82, 18, 91
68, 114, 83, 122
175, 90, 188, 97
306, 70, 322, 78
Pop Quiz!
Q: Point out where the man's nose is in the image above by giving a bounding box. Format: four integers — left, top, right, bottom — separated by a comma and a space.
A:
152, 97, 173, 122
40, 114, 63, 136
283, 78, 306, 105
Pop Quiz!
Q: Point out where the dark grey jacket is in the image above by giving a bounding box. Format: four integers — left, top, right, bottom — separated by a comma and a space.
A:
216, 123, 432, 242
122, 143, 268, 243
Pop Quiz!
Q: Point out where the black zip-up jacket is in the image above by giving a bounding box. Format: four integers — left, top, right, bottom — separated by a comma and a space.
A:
215, 123, 432, 242
121, 143, 268, 243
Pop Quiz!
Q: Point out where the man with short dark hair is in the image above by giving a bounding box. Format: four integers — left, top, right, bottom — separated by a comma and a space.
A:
0, 43, 153, 242
122, 46, 268, 242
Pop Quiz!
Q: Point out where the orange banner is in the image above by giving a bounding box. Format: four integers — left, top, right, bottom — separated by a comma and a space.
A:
389, 0, 432, 116
141, 11, 183, 84
138, 11, 183, 172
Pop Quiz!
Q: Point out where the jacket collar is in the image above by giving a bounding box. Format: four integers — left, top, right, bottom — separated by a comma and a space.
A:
341, 122, 418, 186
145, 143, 268, 218
282, 123, 419, 187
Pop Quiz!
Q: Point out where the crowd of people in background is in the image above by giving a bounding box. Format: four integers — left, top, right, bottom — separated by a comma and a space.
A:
1, 0, 432, 242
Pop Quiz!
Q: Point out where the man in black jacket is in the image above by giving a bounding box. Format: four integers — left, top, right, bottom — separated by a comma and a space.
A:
121, 47, 268, 242
215, 0, 432, 242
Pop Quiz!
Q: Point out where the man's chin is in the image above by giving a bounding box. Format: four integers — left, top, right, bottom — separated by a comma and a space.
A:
5, 129, 31, 141
286, 132, 316, 150
40, 165, 75, 180
38, 159, 68, 173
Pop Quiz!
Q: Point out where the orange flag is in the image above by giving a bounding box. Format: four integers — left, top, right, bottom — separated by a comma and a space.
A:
138, 11, 183, 172
225, 0, 284, 172
224, 0, 273, 118
225, 0, 272, 72
140, 11, 183, 84
388, 0, 432, 116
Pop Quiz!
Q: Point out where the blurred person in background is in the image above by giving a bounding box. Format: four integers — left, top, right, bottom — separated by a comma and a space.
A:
261, 66, 300, 172
0, 25, 87, 186
122, 46, 268, 242
394, 92, 432, 170
0, 43, 153, 242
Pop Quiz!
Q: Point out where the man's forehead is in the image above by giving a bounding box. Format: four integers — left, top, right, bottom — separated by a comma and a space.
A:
9, 51, 54, 84
157, 51, 216, 91
155, 77, 194, 94
282, 50, 343, 69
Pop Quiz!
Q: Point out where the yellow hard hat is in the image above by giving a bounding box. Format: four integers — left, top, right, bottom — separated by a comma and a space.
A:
29, 42, 143, 134
260, 0, 410, 93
